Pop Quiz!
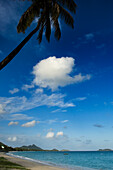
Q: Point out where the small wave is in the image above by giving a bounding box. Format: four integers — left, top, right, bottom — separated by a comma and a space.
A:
7, 152, 57, 166
7, 152, 97, 170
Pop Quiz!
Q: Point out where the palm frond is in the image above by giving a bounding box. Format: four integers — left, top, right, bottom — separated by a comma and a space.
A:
44, 3, 51, 42
59, 5, 74, 28
51, 2, 61, 40
45, 16, 51, 42
17, 1, 40, 33
51, 2, 60, 20
36, 10, 46, 43
53, 19, 61, 40
56, 0, 77, 13
37, 25, 44, 43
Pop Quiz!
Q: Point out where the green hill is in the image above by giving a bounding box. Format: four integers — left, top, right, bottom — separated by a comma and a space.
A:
0, 142, 14, 152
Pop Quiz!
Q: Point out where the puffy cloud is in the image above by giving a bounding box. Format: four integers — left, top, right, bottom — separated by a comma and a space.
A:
21, 120, 36, 127
7, 136, 17, 142
9, 88, 19, 94
8, 121, 18, 126
32, 56, 91, 90
46, 132, 54, 138
56, 131, 64, 137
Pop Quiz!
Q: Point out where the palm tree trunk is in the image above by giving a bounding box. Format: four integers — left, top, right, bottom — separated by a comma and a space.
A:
0, 27, 39, 71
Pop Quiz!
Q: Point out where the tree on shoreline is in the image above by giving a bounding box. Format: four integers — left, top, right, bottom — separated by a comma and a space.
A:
0, 0, 77, 71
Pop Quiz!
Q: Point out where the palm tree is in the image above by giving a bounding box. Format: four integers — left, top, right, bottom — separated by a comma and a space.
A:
0, 0, 77, 70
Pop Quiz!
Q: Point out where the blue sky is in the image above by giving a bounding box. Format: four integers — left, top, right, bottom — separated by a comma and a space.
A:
0, 0, 113, 151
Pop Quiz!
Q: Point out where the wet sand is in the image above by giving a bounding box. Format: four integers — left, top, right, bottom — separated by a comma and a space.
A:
0, 152, 68, 170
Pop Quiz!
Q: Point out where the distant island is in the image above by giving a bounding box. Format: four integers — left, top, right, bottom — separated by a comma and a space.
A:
2, 141, 113, 153
61, 149, 70, 151
0, 141, 69, 152
98, 149, 113, 151
15, 144, 43, 151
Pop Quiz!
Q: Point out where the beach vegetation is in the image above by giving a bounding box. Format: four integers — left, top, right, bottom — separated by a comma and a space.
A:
0, 142, 15, 152
0, 157, 29, 170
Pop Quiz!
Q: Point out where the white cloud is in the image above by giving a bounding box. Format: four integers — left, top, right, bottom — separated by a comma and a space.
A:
46, 132, 54, 138
8, 121, 18, 126
61, 120, 69, 123
38, 119, 58, 124
9, 88, 19, 94
48, 119, 57, 124
21, 120, 36, 127
51, 109, 61, 113
10, 114, 33, 121
52, 109, 67, 113
32, 56, 91, 90
0, 104, 6, 114
62, 110, 67, 112
7, 136, 17, 142
0, 57, 91, 116
36, 119, 68, 125
75, 97, 87, 101
35, 88, 43, 94
56, 131, 64, 137
0, 92, 74, 115
22, 84, 34, 91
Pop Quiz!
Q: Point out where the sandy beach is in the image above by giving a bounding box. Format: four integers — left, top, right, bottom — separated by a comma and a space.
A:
0, 152, 68, 170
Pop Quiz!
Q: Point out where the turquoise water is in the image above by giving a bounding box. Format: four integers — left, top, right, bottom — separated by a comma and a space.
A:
10, 151, 113, 170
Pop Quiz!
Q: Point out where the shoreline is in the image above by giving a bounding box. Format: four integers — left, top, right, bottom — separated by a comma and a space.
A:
0, 152, 68, 170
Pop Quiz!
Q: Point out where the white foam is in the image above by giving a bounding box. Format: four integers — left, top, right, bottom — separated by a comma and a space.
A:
7, 152, 55, 166
7, 152, 96, 170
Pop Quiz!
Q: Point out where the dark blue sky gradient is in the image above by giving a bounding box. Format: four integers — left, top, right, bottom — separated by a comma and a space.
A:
0, 0, 113, 150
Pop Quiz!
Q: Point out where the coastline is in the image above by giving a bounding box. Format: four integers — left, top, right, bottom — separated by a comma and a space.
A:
0, 152, 68, 170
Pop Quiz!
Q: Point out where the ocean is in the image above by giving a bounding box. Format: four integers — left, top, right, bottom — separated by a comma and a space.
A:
9, 151, 113, 170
